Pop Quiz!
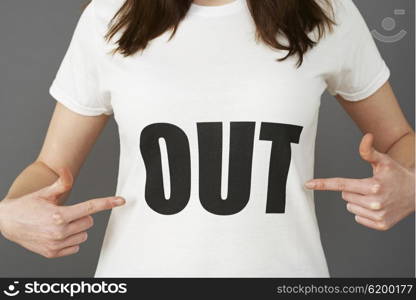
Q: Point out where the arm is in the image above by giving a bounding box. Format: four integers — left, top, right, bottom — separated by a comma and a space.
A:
0, 103, 125, 258
305, 81, 415, 231
5, 102, 108, 202
336, 81, 415, 170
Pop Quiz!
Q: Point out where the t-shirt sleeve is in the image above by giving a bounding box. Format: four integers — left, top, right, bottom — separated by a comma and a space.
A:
49, 1, 113, 116
324, 0, 390, 101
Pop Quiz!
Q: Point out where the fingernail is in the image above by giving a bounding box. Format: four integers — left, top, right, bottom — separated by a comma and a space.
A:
305, 181, 315, 189
112, 197, 125, 206
370, 202, 381, 210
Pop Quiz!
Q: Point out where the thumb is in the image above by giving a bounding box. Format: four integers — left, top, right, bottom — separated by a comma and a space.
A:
359, 133, 385, 166
36, 167, 73, 202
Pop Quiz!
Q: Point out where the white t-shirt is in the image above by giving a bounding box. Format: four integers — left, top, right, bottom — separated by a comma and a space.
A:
49, 0, 390, 277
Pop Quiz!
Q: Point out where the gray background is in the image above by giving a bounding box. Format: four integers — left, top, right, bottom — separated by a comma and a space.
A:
0, 0, 414, 277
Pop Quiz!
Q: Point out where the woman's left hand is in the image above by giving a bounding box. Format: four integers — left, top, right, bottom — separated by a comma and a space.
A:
304, 133, 415, 231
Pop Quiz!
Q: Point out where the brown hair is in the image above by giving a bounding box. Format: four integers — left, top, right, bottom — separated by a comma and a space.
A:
99, 0, 335, 67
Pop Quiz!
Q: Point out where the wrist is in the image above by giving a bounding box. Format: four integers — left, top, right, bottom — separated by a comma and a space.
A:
0, 202, 3, 235
0, 198, 6, 235
407, 166, 415, 213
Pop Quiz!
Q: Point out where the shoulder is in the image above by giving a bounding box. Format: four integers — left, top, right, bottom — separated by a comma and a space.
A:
87, 0, 125, 32
69, 0, 124, 51
330, 0, 366, 30
318, 0, 369, 44
91, 0, 125, 19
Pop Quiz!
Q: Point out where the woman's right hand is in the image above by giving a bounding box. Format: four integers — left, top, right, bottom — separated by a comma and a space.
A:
0, 168, 125, 258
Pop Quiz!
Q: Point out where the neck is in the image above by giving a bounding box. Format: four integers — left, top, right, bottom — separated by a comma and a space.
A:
193, 0, 235, 6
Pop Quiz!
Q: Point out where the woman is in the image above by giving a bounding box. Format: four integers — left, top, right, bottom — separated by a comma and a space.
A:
0, 0, 414, 277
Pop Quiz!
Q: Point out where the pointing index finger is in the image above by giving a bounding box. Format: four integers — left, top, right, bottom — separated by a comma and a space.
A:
61, 197, 125, 222
304, 177, 379, 194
